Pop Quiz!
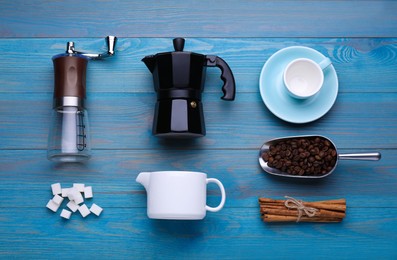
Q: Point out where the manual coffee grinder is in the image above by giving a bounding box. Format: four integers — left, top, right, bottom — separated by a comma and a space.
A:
47, 36, 117, 162
142, 38, 236, 138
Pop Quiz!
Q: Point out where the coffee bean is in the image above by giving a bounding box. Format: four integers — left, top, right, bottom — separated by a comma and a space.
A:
262, 153, 269, 161
262, 136, 337, 176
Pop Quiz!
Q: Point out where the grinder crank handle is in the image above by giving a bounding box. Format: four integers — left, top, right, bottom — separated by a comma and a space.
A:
206, 55, 236, 101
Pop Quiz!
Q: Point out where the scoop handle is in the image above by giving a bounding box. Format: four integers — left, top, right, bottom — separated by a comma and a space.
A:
338, 152, 381, 161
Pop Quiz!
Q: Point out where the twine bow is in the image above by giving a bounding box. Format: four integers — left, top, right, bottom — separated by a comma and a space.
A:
284, 196, 319, 222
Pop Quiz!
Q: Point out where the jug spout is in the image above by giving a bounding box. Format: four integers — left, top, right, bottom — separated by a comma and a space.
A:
136, 172, 151, 190
142, 56, 156, 73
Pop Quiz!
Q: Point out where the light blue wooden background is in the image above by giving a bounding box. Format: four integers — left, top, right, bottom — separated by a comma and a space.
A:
0, 1, 396, 259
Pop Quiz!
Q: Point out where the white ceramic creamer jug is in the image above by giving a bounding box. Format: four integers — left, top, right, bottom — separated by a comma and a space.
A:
136, 171, 226, 220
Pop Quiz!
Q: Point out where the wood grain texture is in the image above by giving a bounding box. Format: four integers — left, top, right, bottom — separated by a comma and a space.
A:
0, 1, 396, 37
0, 150, 395, 208
0, 208, 396, 258
0, 1, 397, 259
1, 38, 396, 93
0, 92, 396, 149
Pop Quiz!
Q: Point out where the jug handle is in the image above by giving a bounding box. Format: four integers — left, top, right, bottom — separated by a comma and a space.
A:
205, 178, 226, 212
206, 55, 236, 101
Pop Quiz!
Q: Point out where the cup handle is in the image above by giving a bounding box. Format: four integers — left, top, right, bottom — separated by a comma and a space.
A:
319, 57, 332, 70
205, 178, 226, 212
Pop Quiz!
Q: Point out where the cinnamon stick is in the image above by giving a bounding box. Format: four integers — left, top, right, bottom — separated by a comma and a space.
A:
258, 196, 346, 223
262, 214, 343, 223
259, 199, 346, 212
259, 198, 346, 205
260, 207, 346, 219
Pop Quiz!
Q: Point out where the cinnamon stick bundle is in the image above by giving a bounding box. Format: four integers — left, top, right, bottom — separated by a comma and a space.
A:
259, 197, 346, 223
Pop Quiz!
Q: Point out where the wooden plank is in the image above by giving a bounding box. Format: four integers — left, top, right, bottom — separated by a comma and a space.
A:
0, 92, 396, 149
0, 38, 396, 93
0, 149, 394, 208
0, 1, 396, 258
0, 1, 396, 37
0, 207, 396, 258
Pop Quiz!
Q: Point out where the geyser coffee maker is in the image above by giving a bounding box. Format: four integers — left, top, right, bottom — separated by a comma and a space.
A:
142, 38, 236, 138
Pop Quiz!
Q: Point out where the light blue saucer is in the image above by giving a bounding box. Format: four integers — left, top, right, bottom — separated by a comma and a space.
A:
259, 46, 338, 123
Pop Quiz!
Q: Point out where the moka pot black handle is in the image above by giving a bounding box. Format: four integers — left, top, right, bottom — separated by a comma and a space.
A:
206, 55, 236, 101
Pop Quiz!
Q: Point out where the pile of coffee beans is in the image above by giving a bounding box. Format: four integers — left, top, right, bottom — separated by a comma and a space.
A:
261, 137, 337, 176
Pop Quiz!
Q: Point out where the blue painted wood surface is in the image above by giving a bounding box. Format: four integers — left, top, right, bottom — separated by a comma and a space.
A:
0, 1, 396, 259
0, 1, 396, 37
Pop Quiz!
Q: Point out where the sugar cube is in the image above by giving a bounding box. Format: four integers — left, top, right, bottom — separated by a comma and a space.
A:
67, 188, 77, 200
68, 188, 84, 205
61, 188, 70, 197
84, 186, 93, 199
89, 203, 103, 216
60, 209, 72, 219
46, 199, 60, 212
78, 204, 91, 218
66, 201, 80, 212
51, 183, 62, 195
52, 194, 64, 205
73, 183, 85, 192
47, 182, 103, 220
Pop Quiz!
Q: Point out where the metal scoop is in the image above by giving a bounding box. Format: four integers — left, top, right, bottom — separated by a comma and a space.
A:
258, 135, 381, 178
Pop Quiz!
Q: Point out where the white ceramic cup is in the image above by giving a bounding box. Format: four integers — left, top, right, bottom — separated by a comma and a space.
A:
136, 171, 226, 220
283, 57, 332, 99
